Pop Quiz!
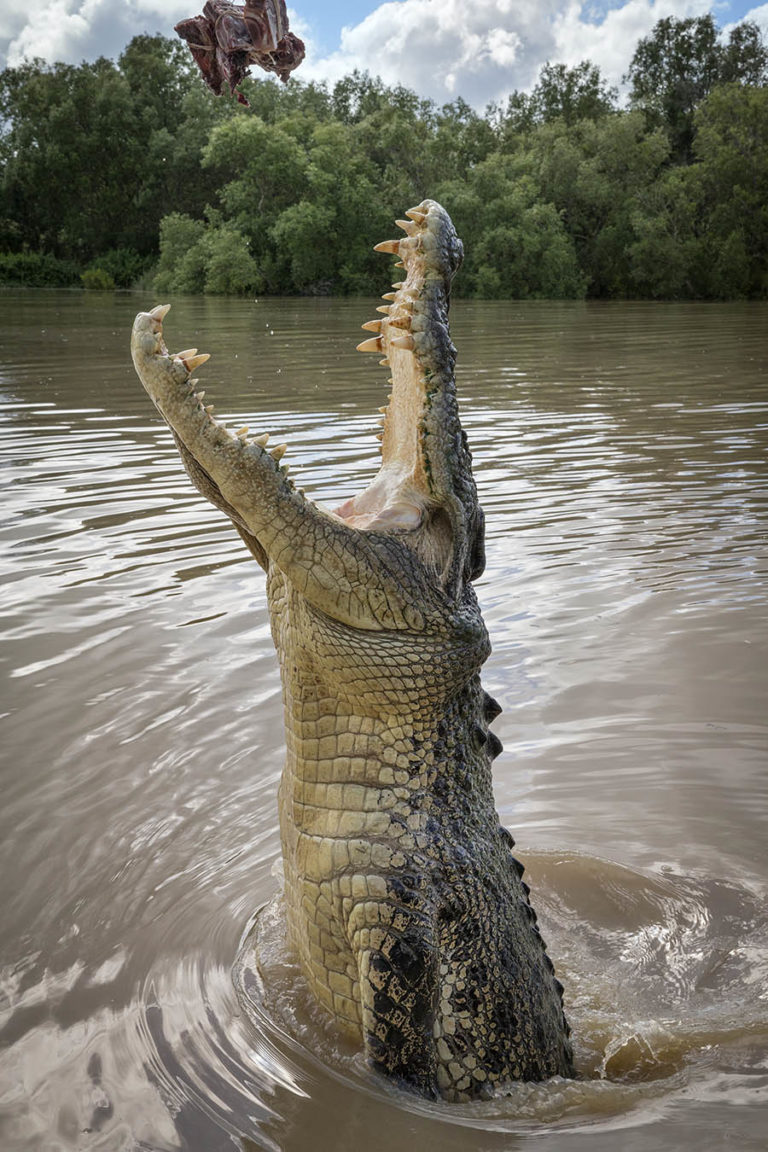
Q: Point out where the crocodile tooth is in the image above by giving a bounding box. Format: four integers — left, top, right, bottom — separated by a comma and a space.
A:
379, 358, 391, 367
375, 431, 384, 441
391, 281, 406, 289
253, 433, 270, 447
149, 303, 171, 321
183, 353, 210, 372
279, 463, 290, 476
237, 426, 249, 437
405, 208, 427, 224
393, 261, 406, 269
376, 306, 391, 316
175, 348, 197, 359
395, 219, 417, 235
373, 239, 400, 255
356, 337, 383, 353
270, 443, 288, 461
390, 334, 415, 351
378, 406, 388, 413
361, 319, 382, 333
195, 390, 206, 400
381, 292, 397, 301
389, 315, 411, 330
204, 404, 215, 414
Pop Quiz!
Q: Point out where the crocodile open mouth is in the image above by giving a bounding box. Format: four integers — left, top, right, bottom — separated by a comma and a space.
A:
131, 199, 479, 592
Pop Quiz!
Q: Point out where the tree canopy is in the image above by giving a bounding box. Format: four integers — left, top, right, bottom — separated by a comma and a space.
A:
1, 19, 767, 298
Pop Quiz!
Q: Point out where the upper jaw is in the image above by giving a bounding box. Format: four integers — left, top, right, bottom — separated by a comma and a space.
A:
337, 200, 481, 591
336, 201, 464, 533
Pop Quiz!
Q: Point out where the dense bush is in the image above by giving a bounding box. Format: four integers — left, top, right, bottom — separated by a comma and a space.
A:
90, 247, 152, 287
0, 251, 81, 286
81, 267, 116, 290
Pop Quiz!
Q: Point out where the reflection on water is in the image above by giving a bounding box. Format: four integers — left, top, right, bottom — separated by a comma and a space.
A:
1, 291, 767, 1151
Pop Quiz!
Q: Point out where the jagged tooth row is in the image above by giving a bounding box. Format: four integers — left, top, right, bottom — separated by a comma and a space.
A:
162, 329, 294, 470
141, 310, 305, 501
356, 206, 429, 447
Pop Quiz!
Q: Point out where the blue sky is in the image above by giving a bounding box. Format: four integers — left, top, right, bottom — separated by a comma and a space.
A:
1, 0, 766, 106
300, 0, 762, 48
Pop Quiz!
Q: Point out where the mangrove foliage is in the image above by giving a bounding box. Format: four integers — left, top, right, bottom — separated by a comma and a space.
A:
1, 15, 767, 298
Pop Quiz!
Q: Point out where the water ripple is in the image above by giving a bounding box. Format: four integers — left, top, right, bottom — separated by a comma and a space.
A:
1, 294, 767, 1150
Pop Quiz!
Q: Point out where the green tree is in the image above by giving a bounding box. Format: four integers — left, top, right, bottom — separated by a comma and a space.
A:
626, 166, 698, 297
2, 28, 767, 300
0, 58, 145, 258
529, 61, 617, 125
691, 83, 768, 296
521, 112, 670, 295
719, 22, 768, 85
437, 161, 585, 298
0, 37, 208, 261
626, 16, 768, 161
499, 61, 617, 143
153, 212, 208, 293
204, 225, 261, 293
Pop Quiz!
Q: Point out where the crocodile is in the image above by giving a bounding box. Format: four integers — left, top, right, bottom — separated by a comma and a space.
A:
130, 199, 573, 1101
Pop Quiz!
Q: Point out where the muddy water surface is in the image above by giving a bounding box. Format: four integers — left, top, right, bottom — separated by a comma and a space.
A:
1, 292, 767, 1151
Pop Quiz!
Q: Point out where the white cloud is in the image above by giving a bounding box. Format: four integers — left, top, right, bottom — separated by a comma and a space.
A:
0, 0, 762, 107
551, 0, 713, 89
734, 2, 768, 36
299, 0, 719, 105
300, 0, 562, 103
1, 0, 190, 67
306, 0, 727, 104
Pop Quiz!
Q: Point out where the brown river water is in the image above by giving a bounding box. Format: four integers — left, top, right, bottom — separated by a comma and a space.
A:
1, 290, 767, 1151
